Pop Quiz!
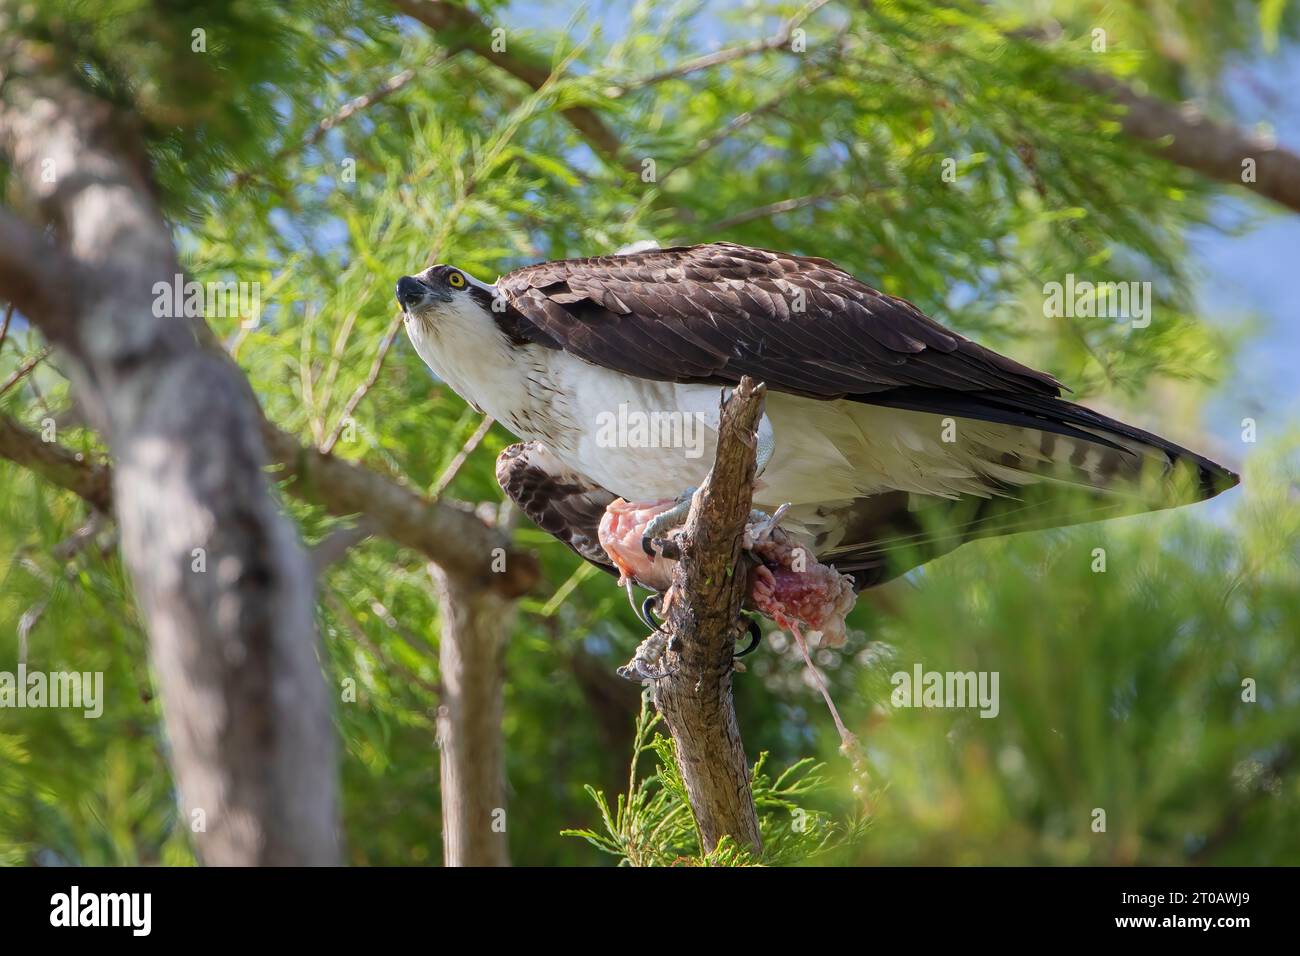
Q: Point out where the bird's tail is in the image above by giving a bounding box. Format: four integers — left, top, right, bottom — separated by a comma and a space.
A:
866, 388, 1237, 502
817, 389, 1238, 588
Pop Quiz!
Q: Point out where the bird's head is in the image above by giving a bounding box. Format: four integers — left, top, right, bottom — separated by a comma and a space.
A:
395, 265, 497, 324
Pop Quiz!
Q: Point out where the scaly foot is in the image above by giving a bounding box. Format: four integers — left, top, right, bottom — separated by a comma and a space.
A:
640, 487, 695, 558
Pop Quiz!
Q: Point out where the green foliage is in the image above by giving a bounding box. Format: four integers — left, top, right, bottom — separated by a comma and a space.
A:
750, 441, 1300, 866
1, 0, 1297, 866
563, 692, 869, 866
0, 457, 189, 866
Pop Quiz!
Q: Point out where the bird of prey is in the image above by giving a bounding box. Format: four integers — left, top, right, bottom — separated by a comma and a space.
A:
396, 241, 1237, 652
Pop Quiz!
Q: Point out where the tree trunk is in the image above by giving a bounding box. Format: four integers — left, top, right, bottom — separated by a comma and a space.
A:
652, 378, 767, 855
0, 41, 338, 865
430, 564, 514, 866
653, 631, 761, 853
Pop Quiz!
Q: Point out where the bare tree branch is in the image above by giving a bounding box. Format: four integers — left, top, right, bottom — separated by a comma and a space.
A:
301, 68, 418, 149
662, 87, 795, 185
615, 0, 832, 92
52, 510, 108, 561
0, 412, 113, 512
261, 422, 539, 598
0, 345, 50, 399
320, 311, 405, 454
311, 519, 379, 573
1074, 71, 1300, 214
0, 301, 15, 352
431, 413, 494, 500
429, 560, 513, 866
0, 405, 540, 600
392, 0, 637, 173
652, 377, 767, 854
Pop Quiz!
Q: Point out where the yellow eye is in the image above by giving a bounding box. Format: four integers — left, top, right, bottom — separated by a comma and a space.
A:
447, 272, 466, 289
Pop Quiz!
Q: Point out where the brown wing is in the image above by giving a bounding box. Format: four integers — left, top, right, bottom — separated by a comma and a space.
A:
496, 441, 617, 575
493, 243, 1238, 592
496, 242, 1062, 399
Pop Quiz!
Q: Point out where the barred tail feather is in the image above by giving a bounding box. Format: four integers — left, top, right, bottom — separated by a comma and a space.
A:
821, 389, 1239, 588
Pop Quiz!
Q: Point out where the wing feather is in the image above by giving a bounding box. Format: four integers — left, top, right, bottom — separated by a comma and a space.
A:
496, 241, 1061, 400
488, 243, 1237, 593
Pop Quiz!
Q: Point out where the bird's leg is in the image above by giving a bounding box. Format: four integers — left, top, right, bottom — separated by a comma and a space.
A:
719, 386, 776, 476
618, 406, 774, 563
744, 502, 791, 547
640, 487, 695, 558
635, 416, 773, 559
754, 414, 776, 478
602, 421, 786, 676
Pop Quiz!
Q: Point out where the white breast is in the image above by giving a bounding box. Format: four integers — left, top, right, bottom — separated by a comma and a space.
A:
405, 297, 1030, 516
547, 355, 719, 498
404, 299, 720, 496
404, 297, 563, 440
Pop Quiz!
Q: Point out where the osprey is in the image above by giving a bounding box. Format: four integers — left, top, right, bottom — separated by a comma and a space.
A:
396, 242, 1237, 647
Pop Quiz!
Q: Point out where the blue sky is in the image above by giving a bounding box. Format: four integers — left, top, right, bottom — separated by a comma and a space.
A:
1194, 45, 1300, 447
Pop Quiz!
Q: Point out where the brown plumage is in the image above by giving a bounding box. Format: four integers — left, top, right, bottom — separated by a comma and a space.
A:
401, 241, 1239, 591
497, 241, 1063, 398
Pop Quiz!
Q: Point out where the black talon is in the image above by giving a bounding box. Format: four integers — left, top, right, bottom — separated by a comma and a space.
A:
642, 534, 681, 560
654, 538, 680, 560
640, 593, 663, 631
735, 617, 763, 657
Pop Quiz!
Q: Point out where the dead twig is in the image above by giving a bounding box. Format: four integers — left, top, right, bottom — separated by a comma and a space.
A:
0, 302, 14, 354
613, 0, 832, 93
319, 311, 404, 454
233, 61, 436, 188
0, 345, 51, 399
431, 414, 495, 500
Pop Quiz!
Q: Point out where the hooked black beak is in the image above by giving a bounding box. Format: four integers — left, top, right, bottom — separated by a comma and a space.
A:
396, 275, 431, 312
